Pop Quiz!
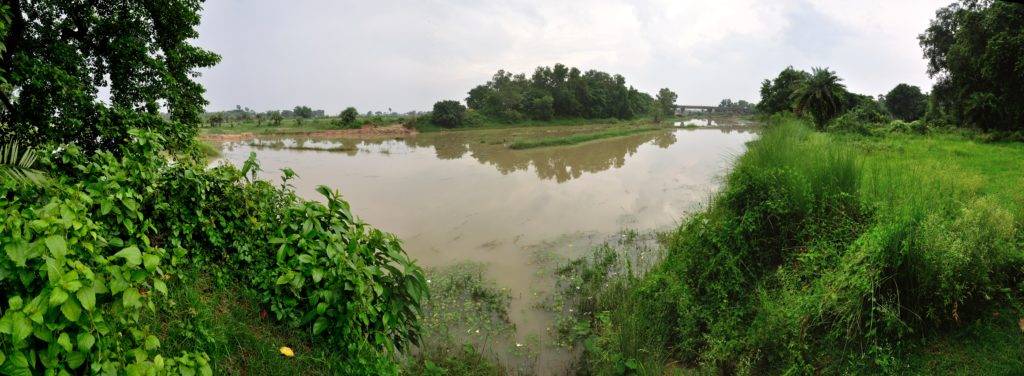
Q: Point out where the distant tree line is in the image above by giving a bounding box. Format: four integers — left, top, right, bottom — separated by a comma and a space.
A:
465, 64, 655, 122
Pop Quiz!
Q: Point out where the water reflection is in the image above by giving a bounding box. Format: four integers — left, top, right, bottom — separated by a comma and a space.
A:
235, 128, 751, 183
216, 127, 756, 374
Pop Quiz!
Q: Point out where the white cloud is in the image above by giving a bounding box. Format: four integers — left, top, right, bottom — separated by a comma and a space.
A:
195, 0, 949, 113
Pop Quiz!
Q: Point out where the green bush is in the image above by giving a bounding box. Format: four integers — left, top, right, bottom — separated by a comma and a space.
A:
561, 118, 1024, 373
1, 131, 428, 374
431, 100, 467, 128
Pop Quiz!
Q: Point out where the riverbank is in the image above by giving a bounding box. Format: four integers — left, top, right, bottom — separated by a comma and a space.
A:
555, 117, 1024, 374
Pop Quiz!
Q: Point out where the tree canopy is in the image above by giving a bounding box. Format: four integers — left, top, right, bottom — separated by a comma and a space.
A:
654, 88, 678, 120
431, 100, 466, 128
920, 0, 1024, 131
0, 1, 220, 152
792, 68, 847, 129
884, 84, 928, 121
756, 66, 809, 115
466, 64, 653, 122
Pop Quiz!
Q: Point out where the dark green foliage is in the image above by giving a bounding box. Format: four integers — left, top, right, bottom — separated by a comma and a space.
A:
654, 88, 678, 121
563, 117, 1024, 374
920, 0, 1024, 131
0, 141, 46, 186
885, 84, 928, 121
756, 66, 810, 114
792, 67, 847, 129
0, 131, 428, 374
293, 106, 314, 119
465, 64, 653, 122
340, 107, 359, 127
717, 98, 755, 114
431, 100, 466, 128
0, 1, 220, 153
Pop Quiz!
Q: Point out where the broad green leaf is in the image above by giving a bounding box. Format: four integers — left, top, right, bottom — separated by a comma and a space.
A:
48, 287, 69, 308
312, 317, 329, 335
57, 332, 72, 352
5, 242, 29, 267
142, 253, 160, 271
144, 335, 160, 350
66, 351, 86, 369
0, 351, 5, 366
77, 332, 95, 351
9, 312, 31, 342
44, 236, 67, 260
153, 279, 168, 295
122, 288, 142, 308
76, 287, 96, 312
114, 246, 142, 267
8, 296, 23, 310
311, 268, 324, 283
61, 299, 82, 322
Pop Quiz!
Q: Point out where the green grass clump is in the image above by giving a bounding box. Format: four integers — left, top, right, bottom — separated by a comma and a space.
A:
560, 117, 1024, 374
508, 126, 664, 149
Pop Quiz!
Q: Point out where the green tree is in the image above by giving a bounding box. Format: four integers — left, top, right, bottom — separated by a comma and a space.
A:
0, 1, 220, 152
791, 67, 846, 129
756, 66, 809, 114
654, 88, 678, 121
431, 100, 466, 128
920, 0, 1024, 130
884, 83, 928, 121
293, 105, 314, 119
269, 111, 284, 126
340, 107, 359, 127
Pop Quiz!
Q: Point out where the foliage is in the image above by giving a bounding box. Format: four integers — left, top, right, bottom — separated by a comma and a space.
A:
340, 107, 359, 127
293, 106, 315, 119
884, 83, 928, 121
792, 67, 847, 129
465, 64, 653, 122
654, 88, 678, 121
1, 131, 428, 374
756, 66, 809, 114
0, 1, 220, 153
0, 141, 46, 186
920, 0, 1024, 131
717, 98, 755, 114
828, 101, 892, 134
561, 118, 1024, 374
431, 100, 467, 128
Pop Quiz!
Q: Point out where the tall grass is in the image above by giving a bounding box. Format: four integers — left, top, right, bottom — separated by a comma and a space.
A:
559, 117, 1024, 374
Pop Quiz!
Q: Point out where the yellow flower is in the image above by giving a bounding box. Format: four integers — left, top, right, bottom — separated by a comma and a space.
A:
279, 346, 295, 357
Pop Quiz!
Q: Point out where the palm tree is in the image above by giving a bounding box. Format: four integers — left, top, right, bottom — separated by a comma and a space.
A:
1, 141, 48, 186
791, 67, 846, 129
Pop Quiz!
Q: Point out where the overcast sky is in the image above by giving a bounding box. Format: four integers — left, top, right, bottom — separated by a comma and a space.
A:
195, 0, 950, 114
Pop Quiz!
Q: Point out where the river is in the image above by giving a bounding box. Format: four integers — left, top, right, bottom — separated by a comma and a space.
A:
215, 124, 755, 373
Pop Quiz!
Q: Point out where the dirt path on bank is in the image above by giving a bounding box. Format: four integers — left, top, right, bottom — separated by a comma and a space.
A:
200, 124, 416, 142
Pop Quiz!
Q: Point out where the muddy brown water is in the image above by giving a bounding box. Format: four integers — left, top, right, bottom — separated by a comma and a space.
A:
215, 125, 757, 374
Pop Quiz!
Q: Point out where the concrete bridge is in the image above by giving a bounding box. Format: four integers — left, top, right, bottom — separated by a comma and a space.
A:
674, 105, 721, 115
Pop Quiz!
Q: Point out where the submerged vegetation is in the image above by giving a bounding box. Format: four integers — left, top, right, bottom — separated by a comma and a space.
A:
508, 126, 665, 150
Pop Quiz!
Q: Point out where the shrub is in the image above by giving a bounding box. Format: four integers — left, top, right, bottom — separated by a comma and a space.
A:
340, 107, 359, 128
562, 118, 1024, 373
431, 100, 467, 128
1, 131, 428, 374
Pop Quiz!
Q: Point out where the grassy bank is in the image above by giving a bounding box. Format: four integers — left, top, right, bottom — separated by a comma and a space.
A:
558, 117, 1024, 374
508, 126, 664, 149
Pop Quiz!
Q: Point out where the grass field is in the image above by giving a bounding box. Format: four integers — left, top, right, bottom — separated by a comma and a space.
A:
556, 118, 1024, 374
